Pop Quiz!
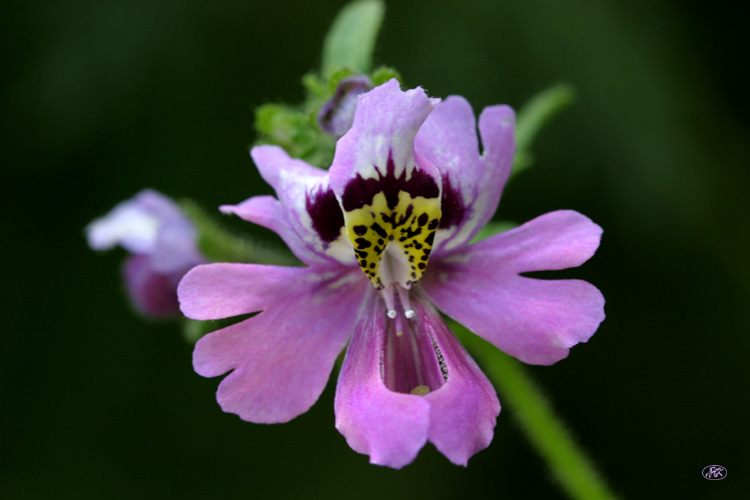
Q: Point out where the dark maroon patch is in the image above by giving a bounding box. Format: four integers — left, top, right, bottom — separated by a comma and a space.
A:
306, 186, 345, 243
340, 154, 440, 212
438, 174, 466, 229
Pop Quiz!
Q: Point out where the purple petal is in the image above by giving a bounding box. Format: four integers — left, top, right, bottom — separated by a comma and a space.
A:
423, 210, 605, 365
334, 289, 431, 468
220, 195, 332, 266
190, 265, 368, 423
179, 263, 312, 320
334, 289, 499, 468
415, 296, 500, 466
329, 80, 444, 289
122, 255, 181, 317
87, 189, 204, 273
317, 75, 373, 136
240, 146, 354, 265
330, 79, 441, 197
414, 99, 515, 254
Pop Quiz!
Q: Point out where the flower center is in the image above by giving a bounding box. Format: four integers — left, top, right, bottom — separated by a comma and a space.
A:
343, 181, 441, 290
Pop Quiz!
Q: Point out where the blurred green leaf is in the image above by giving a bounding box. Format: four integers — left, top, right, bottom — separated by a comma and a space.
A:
180, 199, 298, 266
322, 0, 385, 75
513, 83, 576, 176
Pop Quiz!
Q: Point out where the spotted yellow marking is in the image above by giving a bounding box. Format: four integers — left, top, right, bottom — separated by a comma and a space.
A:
345, 191, 441, 289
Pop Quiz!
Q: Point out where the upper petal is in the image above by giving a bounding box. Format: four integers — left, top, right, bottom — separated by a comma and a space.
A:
330, 78, 440, 191
329, 79, 443, 289
185, 264, 368, 423
220, 195, 331, 266
225, 145, 355, 266
423, 210, 605, 365
415, 99, 515, 254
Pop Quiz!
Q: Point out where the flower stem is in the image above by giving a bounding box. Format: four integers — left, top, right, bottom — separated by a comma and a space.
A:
452, 322, 619, 500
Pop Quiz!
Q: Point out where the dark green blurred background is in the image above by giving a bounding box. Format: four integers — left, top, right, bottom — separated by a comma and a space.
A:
3, 1, 748, 498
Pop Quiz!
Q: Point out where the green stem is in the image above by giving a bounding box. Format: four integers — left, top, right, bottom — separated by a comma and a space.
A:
453, 323, 618, 500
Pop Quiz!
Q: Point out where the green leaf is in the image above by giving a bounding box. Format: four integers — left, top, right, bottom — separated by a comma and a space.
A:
179, 199, 298, 266
322, 0, 385, 75
513, 82, 576, 176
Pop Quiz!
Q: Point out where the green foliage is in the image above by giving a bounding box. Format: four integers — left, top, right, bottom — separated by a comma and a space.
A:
370, 66, 402, 86
254, 98, 337, 167
322, 0, 385, 76
513, 83, 576, 176
179, 198, 297, 266
253, 2, 392, 168
451, 320, 619, 500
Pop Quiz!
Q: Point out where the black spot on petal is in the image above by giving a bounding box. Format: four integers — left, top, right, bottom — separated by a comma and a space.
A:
371, 223, 387, 239
355, 238, 371, 249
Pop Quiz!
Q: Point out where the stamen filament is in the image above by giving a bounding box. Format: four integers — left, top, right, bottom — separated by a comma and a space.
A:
397, 286, 415, 319
382, 287, 397, 318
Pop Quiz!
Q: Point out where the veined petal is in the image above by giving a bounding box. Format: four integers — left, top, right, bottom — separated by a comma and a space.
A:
239, 145, 354, 265
414, 295, 500, 466
415, 99, 515, 254
179, 263, 312, 320
423, 210, 605, 365
330, 79, 443, 289
335, 288, 499, 468
334, 288, 431, 469
187, 265, 368, 423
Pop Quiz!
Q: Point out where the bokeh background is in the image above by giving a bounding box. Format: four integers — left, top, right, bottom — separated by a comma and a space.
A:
3, 0, 748, 498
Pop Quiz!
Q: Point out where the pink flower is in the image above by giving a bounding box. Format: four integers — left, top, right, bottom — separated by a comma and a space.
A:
178, 80, 604, 468
87, 190, 205, 317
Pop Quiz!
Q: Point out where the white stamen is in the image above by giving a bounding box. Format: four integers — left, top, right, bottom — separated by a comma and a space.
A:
387, 310, 397, 319
397, 286, 415, 320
